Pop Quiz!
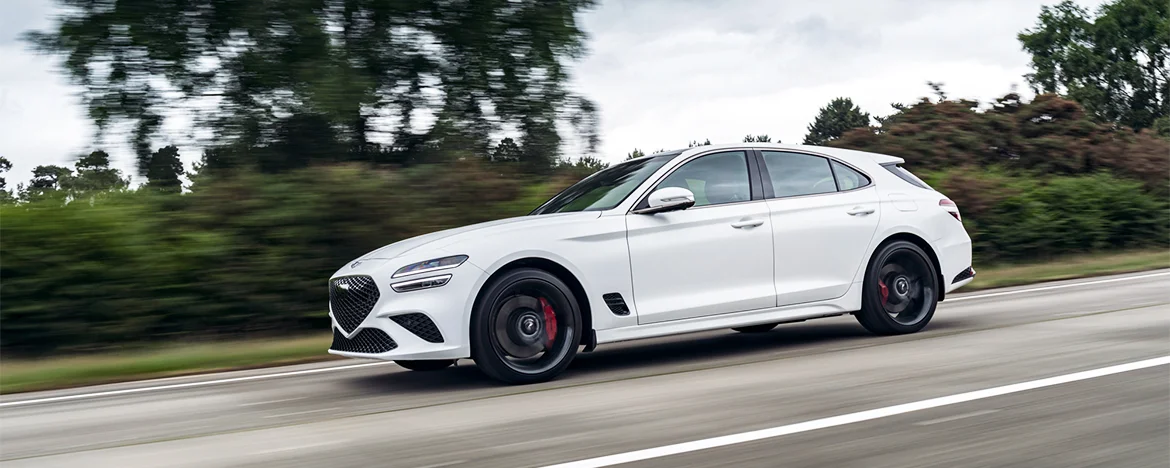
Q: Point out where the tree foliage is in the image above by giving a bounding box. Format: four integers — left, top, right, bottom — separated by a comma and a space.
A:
803, 97, 871, 145
832, 91, 1169, 195
144, 146, 186, 193
16, 151, 131, 204
26, 0, 602, 175
1018, 0, 1169, 131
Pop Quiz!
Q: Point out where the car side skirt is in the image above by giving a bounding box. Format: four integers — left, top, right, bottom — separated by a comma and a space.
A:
594, 285, 863, 345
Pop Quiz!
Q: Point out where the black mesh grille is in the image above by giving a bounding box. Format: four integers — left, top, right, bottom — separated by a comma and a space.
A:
331, 327, 398, 354
603, 293, 629, 316
330, 275, 380, 333
389, 313, 444, 343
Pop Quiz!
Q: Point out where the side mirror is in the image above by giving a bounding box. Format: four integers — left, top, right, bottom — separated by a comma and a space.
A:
634, 187, 695, 214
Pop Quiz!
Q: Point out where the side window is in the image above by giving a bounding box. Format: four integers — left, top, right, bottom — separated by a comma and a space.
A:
761, 151, 837, 198
654, 151, 751, 207
830, 160, 871, 191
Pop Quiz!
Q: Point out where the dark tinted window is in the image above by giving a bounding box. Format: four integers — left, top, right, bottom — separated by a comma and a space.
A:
883, 164, 934, 190
654, 151, 751, 207
761, 151, 837, 198
830, 160, 871, 191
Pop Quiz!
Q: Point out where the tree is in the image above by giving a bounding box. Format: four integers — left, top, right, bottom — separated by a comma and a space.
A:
1018, 0, 1169, 131
743, 134, 773, 143
144, 146, 186, 193
829, 90, 1169, 194
687, 139, 711, 147
626, 148, 646, 160
0, 156, 12, 203
27, 0, 602, 175
803, 97, 872, 145
489, 138, 523, 163
19, 165, 72, 203
68, 150, 131, 195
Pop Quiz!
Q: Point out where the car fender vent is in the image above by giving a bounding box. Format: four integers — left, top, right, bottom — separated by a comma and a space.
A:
603, 293, 630, 316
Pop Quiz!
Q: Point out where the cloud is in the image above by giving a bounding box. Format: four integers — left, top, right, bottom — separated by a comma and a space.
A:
570, 0, 1109, 160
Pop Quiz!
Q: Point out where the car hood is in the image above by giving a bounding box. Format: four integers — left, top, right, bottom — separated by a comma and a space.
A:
356, 211, 602, 261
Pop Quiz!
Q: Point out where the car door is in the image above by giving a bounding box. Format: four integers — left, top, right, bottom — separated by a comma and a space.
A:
626, 150, 776, 324
758, 150, 881, 307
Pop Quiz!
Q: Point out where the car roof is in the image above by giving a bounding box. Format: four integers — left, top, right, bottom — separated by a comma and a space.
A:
665, 143, 905, 166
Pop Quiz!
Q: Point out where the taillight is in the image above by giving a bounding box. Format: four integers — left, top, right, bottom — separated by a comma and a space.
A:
939, 199, 961, 221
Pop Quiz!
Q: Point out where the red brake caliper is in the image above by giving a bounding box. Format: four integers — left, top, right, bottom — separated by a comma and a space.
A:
540, 297, 558, 346
879, 280, 889, 305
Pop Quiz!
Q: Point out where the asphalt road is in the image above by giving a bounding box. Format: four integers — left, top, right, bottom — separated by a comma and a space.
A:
2, 270, 1168, 467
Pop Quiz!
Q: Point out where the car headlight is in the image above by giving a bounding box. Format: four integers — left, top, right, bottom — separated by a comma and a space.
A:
391, 255, 469, 278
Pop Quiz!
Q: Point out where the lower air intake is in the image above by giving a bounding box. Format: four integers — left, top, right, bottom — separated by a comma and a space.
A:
331, 328, 398, 354
389, 313, 444, 343
603, 293, 630, 316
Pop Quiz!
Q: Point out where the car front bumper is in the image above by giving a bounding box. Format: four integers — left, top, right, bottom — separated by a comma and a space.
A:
326, 259, 485, 361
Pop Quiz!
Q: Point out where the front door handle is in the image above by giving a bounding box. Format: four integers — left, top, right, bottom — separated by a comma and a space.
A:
731, 219, 764, 229
847, 206, 875, 216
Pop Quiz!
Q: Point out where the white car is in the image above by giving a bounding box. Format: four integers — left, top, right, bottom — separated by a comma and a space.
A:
327, 143, 974, 384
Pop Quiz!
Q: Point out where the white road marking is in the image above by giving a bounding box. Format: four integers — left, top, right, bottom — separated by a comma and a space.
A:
946, 271, 1170, 303
913, 409, 1000, 426
415, 461, 468, 468
0, 362, 393, 408
1, 271, 1165, 409
538, 355, 1170, 468
262, 407, 340, 419
252, 440, 349, 455
239, 397, 306, 407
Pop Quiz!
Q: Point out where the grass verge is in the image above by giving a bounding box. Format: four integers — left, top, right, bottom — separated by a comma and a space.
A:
2, 248, 1167, 394
964, 248, 1169, 291
0, 335, 336, 394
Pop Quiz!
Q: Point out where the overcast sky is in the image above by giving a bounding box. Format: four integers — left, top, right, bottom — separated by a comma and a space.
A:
0, 0, 1106, 186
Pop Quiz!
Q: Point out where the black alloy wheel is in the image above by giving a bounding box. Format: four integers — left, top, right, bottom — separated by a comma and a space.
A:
855, 240, 939, 335
395, 359, 456, 371
470, 268, 582, 384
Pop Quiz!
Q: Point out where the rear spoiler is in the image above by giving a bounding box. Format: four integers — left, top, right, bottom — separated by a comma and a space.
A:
869, 153, 905, 165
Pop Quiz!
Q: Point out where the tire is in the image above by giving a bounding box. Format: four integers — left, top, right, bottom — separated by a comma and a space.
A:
395, 359, 456, 371
732, 323, 778, 333
470, 268, 583, 384
855, 240, 939, 335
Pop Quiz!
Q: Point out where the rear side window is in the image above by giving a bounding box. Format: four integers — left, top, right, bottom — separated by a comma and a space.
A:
760, 151, 837, 198
830, 161, 871, 191
883, 164, 934, 190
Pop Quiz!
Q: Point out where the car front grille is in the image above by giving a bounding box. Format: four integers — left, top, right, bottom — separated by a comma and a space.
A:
390, 313, 444, 343
330, 275, 380, 333
331, 327, 398, 354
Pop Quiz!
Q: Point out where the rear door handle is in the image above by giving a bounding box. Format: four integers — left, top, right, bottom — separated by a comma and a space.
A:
847, 206, 875, 216
731, 219, 764, 229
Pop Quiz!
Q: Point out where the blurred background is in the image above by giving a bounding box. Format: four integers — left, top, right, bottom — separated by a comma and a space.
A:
0, 0, 1166, 391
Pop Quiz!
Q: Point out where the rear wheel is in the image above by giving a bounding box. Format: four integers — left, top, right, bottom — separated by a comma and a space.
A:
855, 240, 939, 335
732, 323, 778, 333
395, 359, 455, 371
470, 268, 582, 384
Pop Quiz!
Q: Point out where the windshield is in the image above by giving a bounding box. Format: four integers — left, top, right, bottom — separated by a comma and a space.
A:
531, 154, 678, 214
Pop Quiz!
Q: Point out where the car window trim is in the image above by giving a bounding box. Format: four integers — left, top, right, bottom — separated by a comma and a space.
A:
628, 147, 761, 213
755, 149, 874, 200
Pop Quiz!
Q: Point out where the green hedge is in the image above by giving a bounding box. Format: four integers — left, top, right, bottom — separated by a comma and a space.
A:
921, 168, 1168, 262
1, 161, 1165, 355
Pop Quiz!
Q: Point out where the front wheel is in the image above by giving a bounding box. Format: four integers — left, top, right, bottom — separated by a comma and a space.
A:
470, 268, 582, 385
855, 240, 939, 335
